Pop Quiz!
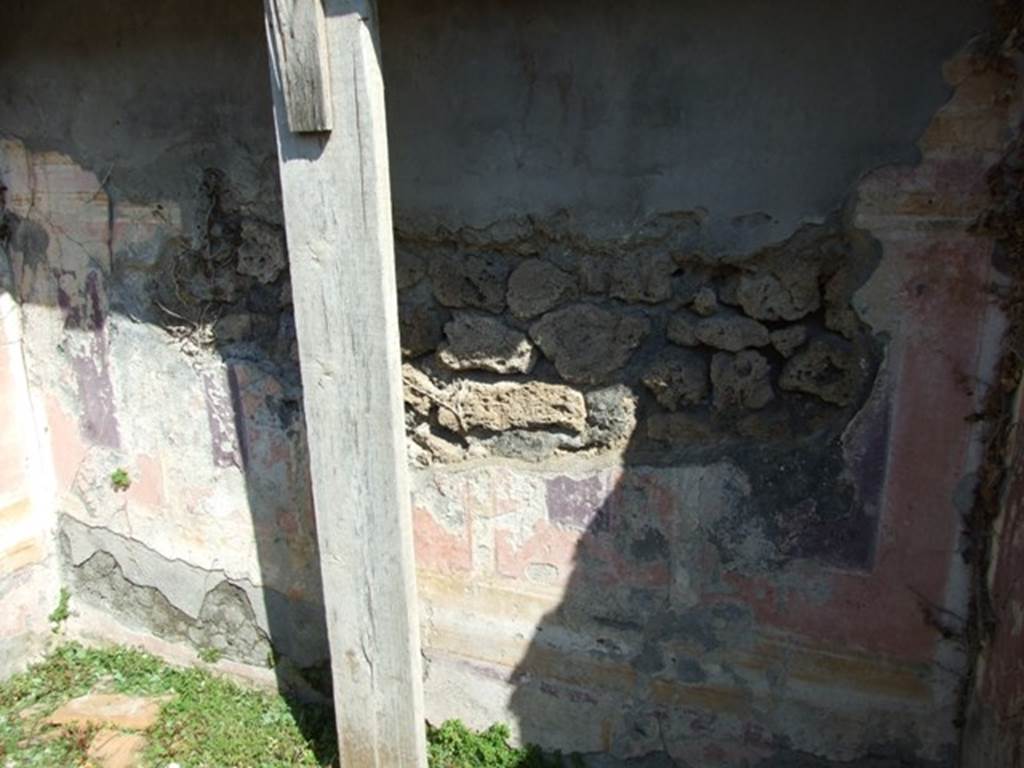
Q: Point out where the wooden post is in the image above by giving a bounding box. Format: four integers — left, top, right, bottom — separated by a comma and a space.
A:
263, 2, 427, 766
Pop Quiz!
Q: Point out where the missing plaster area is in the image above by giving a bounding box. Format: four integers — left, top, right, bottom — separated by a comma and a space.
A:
398, 212, 885, 567
115, 169, 298, 384
397, 211, 882, 468
66, 541, 272, 667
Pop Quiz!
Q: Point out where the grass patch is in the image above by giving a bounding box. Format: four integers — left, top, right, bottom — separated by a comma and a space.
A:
427, 720, 575, 768
0, 644, 569, 767
0, 643, 335, 767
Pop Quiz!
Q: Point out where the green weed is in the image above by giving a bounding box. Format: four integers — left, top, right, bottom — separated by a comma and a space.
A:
47, 587, 70, 632
110, 467, 131, 492
197, 646, 223, 664
0, 644, 568, 768
0, 643, 335, 767
427, 719, 570, 768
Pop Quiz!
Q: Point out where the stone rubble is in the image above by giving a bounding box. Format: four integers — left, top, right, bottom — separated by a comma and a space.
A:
710, 351, 775, 411
690, 285, 719, 316
642, 349, 709, 410
435, 380, 587, 434
429, 251, 513, 312
770, 325, 808, 357
693, 314, 771, 352
395, 215, 876, 463
780, 339, 861, 406
437, 313, 538, 374
506, 259, 578, 319
529, 304, 651, 384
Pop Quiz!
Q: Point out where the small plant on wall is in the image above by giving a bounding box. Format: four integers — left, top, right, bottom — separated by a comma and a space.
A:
48, 587, 71, 633
110, 467, 131, 492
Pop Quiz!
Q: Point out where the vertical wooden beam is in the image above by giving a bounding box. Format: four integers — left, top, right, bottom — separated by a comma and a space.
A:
263, 2, 427, 766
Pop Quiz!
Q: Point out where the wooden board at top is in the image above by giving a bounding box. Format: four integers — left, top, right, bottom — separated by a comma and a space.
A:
266, 0, 333, 133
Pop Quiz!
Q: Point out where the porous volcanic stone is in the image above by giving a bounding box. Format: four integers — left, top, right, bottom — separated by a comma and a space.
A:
578, 255, 611, 294
694, 315, 771, 352
770, 325, 808, 358
691, 286, 719, 317
736, 263, 820, 321
585, 385, 638, 448
507, 259, 578, 319
402, 363, 441, 417
710, 351, 774, 410
609, 251, 676, 304
530, 305, 650, 384
437, 313, 537, 374
429, 251, 512, 312
666, 313, 699, 347
779, 338, 860, 405
435, 380, 587, 434
398, 291, 445, 357
235, 219, 286, 284
642, 350, 709, 410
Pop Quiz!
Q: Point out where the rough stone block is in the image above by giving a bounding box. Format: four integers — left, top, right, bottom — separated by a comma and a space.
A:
429, 251, 513, 312
577, 254, 611, 294
694, 314, 771, 352
399, 290, 446, 357
87, 729, 147, 768
436, 380, 587, 434
690, 285, 719, 316
584, 385, 637, 449
530, 305, 650, 384
47, 694, 164, 731
235, 219, 285, 284
736, 265, 820, 322
609, 251, 677, 304
666, 312, 700, 347
437, 313, 537, 374
642, 349, 709, 410
507, 259, 578, 319
780, 338, 860, 406
395, 245, 426, 289
770, 325, 807, 357
710, 351, 774, 410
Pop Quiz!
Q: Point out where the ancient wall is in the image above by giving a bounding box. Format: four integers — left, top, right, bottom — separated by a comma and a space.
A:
383, 1, 1019, 765
0, 0, 328, 690
0, 214, 59, 677
961, 27, 1024, 764
0, 0, 1021, 765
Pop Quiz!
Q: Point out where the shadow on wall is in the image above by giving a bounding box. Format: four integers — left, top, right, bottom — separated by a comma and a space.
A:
0, 0, 334, 759
376, 0, 994, 764
394, 209, 892, 767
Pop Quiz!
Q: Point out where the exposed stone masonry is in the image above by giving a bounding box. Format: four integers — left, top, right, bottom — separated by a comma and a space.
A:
396, 212, 880, 465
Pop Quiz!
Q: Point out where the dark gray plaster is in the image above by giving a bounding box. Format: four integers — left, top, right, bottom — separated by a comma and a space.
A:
380, 0, 988, 252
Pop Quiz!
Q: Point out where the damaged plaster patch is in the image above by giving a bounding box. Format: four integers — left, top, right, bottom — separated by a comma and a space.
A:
397, 213, 882, 471
73, 550, 271, 666
59, 515, 324, 667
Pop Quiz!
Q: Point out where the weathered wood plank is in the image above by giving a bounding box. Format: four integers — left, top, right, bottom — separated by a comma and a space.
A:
263, 2, 427, 765
266, 0, 333, 133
